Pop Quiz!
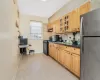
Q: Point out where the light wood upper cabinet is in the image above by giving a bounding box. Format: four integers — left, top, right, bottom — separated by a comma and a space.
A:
72, 53, 80, 77
79, 1, 91, 15
55, 20, 60, 34
48, 1, 91, 33
71, 9, 79, 32
51, 22, 55, 33
64, 12, 72, 32
60, 16, 65, 33
47, 23, 51, 29
77, 1, 91, 31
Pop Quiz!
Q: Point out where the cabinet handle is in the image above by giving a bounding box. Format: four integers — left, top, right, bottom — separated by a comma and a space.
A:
68, 52, 70, 54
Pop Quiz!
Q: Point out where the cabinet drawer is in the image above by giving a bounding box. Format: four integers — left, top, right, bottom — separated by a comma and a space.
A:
71, 48, 80, 55
64, 46, 73, 52
59, 45, 65, 50
64, 46, 80, 55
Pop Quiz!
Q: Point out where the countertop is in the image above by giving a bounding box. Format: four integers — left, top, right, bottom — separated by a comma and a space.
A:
48, 41, 80, 49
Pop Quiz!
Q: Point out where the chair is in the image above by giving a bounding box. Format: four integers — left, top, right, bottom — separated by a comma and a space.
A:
28, 44, 35, 55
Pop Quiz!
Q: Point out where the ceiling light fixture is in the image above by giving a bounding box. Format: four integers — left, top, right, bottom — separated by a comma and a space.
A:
41, 0, 47, 2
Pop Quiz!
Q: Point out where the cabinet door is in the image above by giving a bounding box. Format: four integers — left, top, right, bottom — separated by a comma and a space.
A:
55, 20, 60, 33
77, 1, 91, 31
80, 2, 91, 15
49, 43, 52, 57
55, 49, 58, 61
53, 44, 57, 60
57, 48, 60, 62
72, 54, 80, 77
51, 22, 56, 33
55, 46, 58, 61
60, 17, 64, 33
59, 49, 65, 65
71, 9, 78, 32
49, 43, 54, 58
64, 50, 72, 70
52, 44, 55, 58
67, 12, 73, 32
47, 23, 50, 29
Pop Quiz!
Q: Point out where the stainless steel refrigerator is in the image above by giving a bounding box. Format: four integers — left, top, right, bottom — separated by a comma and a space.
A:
80, 8, 100, 80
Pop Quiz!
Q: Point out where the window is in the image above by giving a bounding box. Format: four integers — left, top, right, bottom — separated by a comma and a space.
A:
30, 21, 42, 40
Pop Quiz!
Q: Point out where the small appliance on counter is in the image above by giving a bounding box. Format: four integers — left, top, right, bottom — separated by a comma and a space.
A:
49, 35, 60, 42
59, 36, 63, 42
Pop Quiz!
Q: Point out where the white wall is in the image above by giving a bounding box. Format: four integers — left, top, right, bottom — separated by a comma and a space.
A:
0, 0, 21, 80
19, 14, 50, 53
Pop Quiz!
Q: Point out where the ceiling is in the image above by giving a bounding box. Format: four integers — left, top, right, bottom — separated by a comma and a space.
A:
18, 0, 70, 18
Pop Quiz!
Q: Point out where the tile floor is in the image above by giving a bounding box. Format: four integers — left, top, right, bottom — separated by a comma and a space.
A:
15, 54, 78, 80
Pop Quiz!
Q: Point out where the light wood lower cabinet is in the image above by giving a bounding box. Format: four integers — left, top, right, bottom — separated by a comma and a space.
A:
53, 44, 58, 60
49, 43, 80, 77
59, 49, 65, 65
72, 53, 80, 77
63, 50, 72, 70
49, 43, 54, 58
57, 48, 60, 63
49, 43, 52, 57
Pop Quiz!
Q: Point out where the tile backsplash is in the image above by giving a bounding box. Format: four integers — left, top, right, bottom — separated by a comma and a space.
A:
61, 32, 80, 42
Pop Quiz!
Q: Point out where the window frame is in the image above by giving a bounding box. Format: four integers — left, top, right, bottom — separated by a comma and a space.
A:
29, 20, 43, 40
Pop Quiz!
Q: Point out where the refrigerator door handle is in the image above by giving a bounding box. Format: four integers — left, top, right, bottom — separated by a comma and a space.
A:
81, 17, 84, 54
80, 17, 84, 36
80, 36, 84, 54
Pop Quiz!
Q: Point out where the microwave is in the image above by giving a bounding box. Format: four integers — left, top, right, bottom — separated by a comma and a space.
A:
49, 35, 60, 42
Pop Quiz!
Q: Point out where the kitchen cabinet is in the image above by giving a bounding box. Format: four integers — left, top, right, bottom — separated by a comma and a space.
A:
72, 53, 80, 77
55, 20, 60, 34
49, 43, 54, 58
64, 9, 79, 32
59, 48, 65, 65
48, 20, 60, 33
47, 23, 53, 32
53, 44, 58, 60
63, 50, 72, 70
48, 1, 91, 33
77, 1, 91, 31
79, 1, 91, 15
49, 43, 80, 77
52, 22, 56, 33
71, 9, 79, 32
64, 12, 71, 32
60, 16, 65, 33
49, 43, 58, 60
57, 48, 60, 62
47, 23, 51, 29
49, 43, 52, 57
